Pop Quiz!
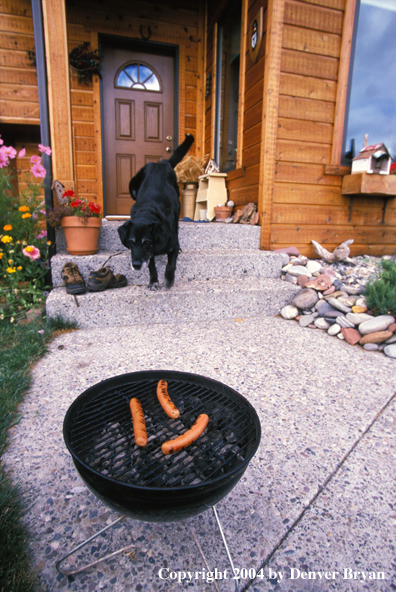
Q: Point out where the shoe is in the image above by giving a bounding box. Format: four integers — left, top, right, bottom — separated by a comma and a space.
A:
87, 267, 127, 292
61, 262, 86, 295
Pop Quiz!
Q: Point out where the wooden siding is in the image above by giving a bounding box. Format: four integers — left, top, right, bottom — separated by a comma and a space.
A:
66, 0, 205, 210
0, 0, 39, 124
270, 0, 396, 257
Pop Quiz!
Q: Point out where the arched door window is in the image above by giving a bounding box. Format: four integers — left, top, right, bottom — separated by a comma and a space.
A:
115, 62, 162, 92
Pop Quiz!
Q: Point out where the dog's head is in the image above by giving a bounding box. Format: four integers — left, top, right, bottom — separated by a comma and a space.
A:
118, 221, 158, 270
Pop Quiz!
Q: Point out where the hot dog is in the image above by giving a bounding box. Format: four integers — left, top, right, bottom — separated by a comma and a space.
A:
129, 398, 148, 447
157, 380, 180, 419
161, 414, 209, 455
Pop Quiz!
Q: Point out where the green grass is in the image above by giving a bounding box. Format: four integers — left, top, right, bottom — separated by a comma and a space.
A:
0, 314, 77, 592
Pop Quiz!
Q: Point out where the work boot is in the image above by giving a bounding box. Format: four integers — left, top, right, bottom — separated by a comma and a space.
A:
87, 266, 127, 291
61, 262, 86, 295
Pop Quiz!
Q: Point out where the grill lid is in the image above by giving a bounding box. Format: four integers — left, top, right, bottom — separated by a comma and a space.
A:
65, 371, 261, 491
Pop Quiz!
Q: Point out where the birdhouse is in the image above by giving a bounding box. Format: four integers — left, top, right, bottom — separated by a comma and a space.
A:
351, 143, 391, 175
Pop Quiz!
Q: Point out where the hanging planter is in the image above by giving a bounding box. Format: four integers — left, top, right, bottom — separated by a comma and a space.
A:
60, 216, 102, 255
69, 42, 101, 84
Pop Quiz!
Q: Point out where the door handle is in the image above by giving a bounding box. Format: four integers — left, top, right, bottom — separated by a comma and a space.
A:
166, 147, 172, 153
166, 136, 172, 141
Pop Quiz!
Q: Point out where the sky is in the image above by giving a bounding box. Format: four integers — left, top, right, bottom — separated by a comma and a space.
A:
345, 0, 396, 158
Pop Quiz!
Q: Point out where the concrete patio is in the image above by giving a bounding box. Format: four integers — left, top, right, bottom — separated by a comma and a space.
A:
3, 312, 396, 591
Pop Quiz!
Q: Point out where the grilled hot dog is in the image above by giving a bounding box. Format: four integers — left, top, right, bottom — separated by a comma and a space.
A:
161, 414, 209, 455
157, 380, 180, 419
129, 397, 148, 447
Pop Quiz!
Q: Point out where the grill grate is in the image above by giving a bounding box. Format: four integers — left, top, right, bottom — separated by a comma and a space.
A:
69, 378, 257, 489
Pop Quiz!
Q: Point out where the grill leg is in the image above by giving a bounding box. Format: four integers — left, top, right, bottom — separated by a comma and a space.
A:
55, 515, 134, 576
212, 505, 240, 592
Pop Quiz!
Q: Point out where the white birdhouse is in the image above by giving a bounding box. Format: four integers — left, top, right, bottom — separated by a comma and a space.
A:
351, 143, 391, 175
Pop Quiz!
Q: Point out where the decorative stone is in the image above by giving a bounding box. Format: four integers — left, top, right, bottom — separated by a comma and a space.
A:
352, 305, 367, 313
345, 312, 374, 326
341, 328, 361, 345
337, 296, 356, 308
384, 335, 396, 344
296, 275, 310, 287
325, 310, 345, 319
328, 324, 341, 336
287, 265, 312, 278
337, 333, 345, 340
274, 246, 300, 256
326, 298, 353, 314
336, 316, 356, 328
305, 260, 322, 274
314, 318, 330, 330
363, 343, 379, 351
384, 344, 396, 358
280, 305, 299, 320
305, 274, 333, 291
285, 273, 298, 284
359, 331, 393, 345
341, 285, 362, 295
292, 288, 318, 310
292, 256, 308, 266
359, 315, 395, 335
323, 285, 336, 296
388, 323, 396, 333
299, 314, 315, 327
315, 301, 337, 316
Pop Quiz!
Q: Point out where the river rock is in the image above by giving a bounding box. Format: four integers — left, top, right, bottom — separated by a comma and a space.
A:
297, 275, 310, 287
299, 314, 315, 327
305, 274, 333, 291
328, 324, 341, 336
315, 301, 337, 316
287, 265, 312, 278
384, 344, 396, 358
326, 298, 353, 314
388, 323, 396, 333
345, 312, 374, 325
292, 288, 318, 310
363, 343, 379, 351
280, 304, 299, 320
306, 260, 322, 274
342, 285, 362, 295
352, 305, 367, 313
274, 246, 300, 256
358, 315, 395, 335
285, 273, 298, 284
336, 316, 356, 328
314, 318, 330, 330
323, 285, 336, 296
359, 331, 393, 345
341, 328, 361, 345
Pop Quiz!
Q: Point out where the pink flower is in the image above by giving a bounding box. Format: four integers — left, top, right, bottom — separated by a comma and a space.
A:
30, 163, 47, 178
0, 148, 9, 169
38, 144, 52, 156
0, 136, 3, 146
36, 230, 47, 239
2, 145, 16, 159
22, 245, 41, 260
30, 154, 41, 164
18, 148, 26, 158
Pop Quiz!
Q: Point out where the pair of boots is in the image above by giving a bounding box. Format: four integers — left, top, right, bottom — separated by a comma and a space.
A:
61, 262, 127, 295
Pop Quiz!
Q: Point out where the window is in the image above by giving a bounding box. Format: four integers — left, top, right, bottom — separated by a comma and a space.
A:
343, 0, 396, 162
215, 0, 242, 172
115, 62, 161, 92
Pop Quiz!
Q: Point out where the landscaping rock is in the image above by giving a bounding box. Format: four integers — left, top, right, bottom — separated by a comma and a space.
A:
292, 288, 318, 310
287, 265, 312, 278
341, 328, 361, 345
305, 274, 333, 291
359, 331, 393, 345
358, 315, 395, 336
326, 297, 353, 314
280, 304, 299, 320
384, 343, 396, 358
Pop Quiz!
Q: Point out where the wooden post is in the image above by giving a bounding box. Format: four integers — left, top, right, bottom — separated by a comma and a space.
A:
259, 0, 285, 250
41, 0, 74, 190
331, 0, 358, 164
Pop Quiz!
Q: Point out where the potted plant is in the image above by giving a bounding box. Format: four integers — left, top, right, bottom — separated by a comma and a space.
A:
174, 154, 209, 219
47, 190, 102, 255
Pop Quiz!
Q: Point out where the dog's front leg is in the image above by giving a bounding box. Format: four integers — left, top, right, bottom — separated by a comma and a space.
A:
164, 249, 178, 289
148, 256, 161, 290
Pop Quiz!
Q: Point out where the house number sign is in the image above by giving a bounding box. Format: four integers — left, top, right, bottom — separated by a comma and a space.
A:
249, 7, 263, 63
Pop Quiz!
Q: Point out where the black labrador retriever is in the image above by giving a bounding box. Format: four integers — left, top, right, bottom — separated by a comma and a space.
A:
118, 134, 194, 290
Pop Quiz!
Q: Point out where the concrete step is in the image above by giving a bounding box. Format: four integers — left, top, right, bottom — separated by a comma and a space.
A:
45, 277, 299, 328
51, 248, 286, 288
55, 220, 262, 253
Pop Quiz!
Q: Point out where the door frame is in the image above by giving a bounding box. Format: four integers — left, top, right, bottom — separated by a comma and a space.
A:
98, 34, 180, 216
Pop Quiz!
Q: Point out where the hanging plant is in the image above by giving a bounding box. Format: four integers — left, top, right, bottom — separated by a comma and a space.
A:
69, 42, 101, 84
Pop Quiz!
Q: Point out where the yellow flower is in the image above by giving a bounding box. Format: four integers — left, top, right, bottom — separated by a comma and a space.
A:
18, 205, 30, 212
22, 213, 32, 219
17, 266, 22, 270
1, 235, 12, 244
25, 246, 35, 253
3, 224, 12, 231
0, 253, 3, 259
6, 267, 16, 273
47, 241, 52, 245
8, 259, 13, 265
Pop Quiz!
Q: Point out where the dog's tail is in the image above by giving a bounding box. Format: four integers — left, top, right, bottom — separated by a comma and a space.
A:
168, 134, 194, 168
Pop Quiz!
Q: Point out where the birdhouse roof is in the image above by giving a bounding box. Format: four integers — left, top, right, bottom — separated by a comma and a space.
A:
353, 143, 390, 161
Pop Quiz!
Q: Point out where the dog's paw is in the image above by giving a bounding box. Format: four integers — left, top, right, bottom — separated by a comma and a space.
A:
148, 282, 164, 291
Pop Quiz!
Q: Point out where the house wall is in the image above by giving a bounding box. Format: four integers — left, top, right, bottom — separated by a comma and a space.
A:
0, 0, 39, 124
65, 0, 205, 209
270, 0, 396, 257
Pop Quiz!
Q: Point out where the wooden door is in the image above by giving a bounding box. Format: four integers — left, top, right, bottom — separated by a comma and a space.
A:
102, 47, 175, 215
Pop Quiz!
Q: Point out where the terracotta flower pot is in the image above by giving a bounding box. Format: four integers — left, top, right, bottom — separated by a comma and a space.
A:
214, 206, 233, 222
60, 216, 102, 255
